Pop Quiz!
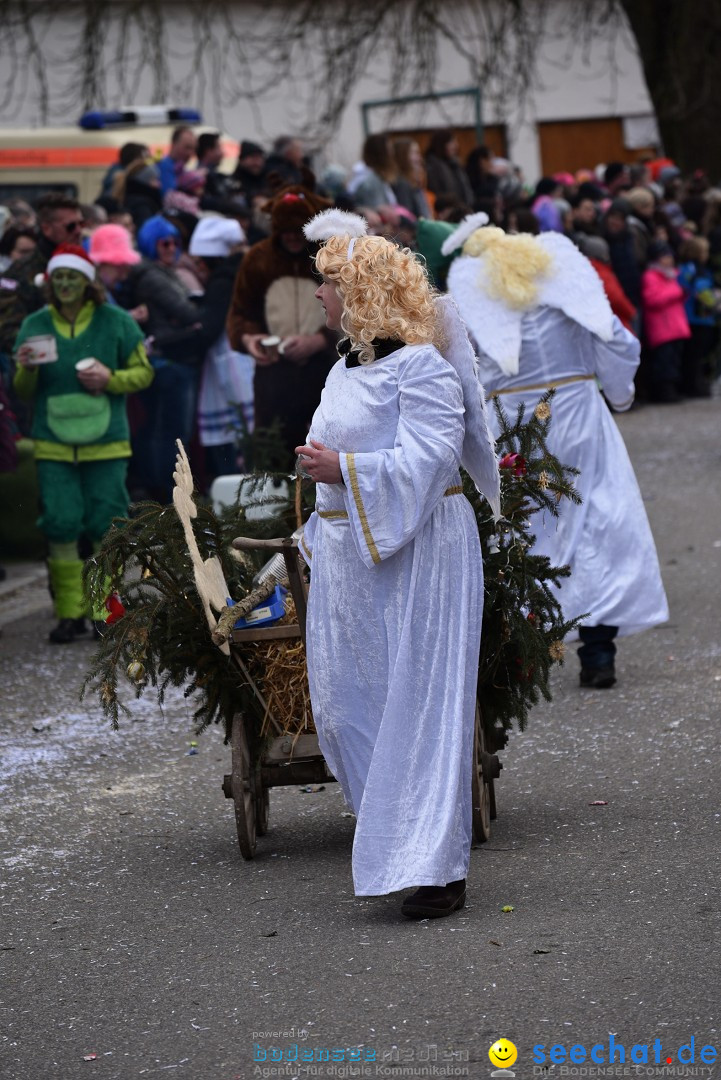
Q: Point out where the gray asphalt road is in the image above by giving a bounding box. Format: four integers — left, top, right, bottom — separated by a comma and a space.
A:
1, 396, 720, 1080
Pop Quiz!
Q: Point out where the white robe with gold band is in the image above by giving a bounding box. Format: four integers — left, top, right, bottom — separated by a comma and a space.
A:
447, 236, 668, 638
301, 341, 493, 896
474, 307, 669, 637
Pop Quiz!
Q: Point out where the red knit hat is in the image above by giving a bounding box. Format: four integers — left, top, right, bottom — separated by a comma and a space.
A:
46, 244, 96, 281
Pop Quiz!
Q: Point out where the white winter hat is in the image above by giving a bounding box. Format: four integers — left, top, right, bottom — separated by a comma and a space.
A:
188, 217, 245, 257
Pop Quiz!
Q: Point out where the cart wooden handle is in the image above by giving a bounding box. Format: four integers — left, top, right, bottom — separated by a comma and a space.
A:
232, 536, 298, 554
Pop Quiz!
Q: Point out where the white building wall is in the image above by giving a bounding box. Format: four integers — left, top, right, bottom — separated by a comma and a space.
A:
0, 0, 654, 183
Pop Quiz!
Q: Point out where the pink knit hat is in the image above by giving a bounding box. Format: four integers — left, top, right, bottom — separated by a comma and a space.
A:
89, 224, 141, 267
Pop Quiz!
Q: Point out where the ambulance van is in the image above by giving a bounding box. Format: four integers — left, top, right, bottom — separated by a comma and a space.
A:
0, 106, 239, 205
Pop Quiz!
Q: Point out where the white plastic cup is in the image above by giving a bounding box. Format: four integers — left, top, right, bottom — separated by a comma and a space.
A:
75, 358, 97, 372
260, 335, 282, 362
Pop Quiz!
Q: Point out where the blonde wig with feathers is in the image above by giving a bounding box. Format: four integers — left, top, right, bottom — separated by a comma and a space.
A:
315, 234, 439, 364
462, 225, 553, 309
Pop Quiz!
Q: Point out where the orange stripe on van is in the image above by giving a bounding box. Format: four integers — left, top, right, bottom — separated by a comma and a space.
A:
0, 147, 121, 168
0, 140, 238, 170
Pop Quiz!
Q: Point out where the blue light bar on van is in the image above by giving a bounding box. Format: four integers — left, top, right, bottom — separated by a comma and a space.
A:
79, 107, 202, 130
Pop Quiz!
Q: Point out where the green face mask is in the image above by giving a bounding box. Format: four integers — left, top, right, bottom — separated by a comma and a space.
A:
50, 268, 88, 308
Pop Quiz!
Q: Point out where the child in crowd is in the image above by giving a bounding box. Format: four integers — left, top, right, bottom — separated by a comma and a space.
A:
640, 241, 690, 403
677, 236, 719, 397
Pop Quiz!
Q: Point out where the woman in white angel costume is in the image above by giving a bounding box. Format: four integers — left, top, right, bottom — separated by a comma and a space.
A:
444, 214, 668, 690
294, 209, 500, 918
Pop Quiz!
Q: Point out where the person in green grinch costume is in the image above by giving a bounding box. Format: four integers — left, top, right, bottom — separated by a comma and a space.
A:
13, 243, 154, 643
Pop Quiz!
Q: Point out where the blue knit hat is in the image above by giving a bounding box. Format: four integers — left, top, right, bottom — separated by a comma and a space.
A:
137, 215, 181, 260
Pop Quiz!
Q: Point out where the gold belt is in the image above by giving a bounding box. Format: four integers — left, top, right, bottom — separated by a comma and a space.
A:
317, 486, 463, 520
488, 373, 596, 398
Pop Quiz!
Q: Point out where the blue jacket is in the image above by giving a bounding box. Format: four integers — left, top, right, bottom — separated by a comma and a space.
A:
157, 155, 181, 196
678, 261, 717, 327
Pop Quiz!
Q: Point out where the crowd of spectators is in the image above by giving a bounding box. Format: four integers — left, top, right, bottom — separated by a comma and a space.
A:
2, 123, 720, 534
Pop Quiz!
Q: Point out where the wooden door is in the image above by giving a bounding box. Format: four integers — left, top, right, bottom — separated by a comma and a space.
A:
538, 117, 656, 176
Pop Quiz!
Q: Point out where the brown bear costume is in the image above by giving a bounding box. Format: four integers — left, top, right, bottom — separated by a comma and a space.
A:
226, 186, 337, 464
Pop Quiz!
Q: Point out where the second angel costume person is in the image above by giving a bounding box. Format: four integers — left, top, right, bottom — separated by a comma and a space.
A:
444, 216, 669, 689
295, 210, 500, 918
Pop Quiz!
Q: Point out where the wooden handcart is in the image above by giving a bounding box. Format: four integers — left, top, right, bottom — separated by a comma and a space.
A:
220, 533, 335, 858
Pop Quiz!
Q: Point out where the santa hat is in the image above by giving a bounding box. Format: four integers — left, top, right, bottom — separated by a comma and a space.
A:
46, 244, 96, 281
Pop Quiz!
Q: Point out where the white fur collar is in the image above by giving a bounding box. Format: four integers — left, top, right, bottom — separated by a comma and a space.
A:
447, 232, 615, 375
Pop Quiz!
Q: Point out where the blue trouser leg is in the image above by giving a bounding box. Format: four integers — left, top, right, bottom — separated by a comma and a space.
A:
577, 625, 618, 669
134, 360, 199, 502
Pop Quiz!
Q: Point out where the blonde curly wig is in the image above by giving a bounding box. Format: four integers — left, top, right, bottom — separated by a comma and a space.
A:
462, 225, 553, 309
315, 234, 439, 364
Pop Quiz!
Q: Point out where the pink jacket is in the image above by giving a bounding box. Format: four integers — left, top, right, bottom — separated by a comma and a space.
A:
641, 267, 691, 349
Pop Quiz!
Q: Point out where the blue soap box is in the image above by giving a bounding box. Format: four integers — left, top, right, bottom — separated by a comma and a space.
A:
227, 585, 287, 629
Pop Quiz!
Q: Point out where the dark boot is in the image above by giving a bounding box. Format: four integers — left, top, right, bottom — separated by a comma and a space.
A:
580, 665, 616, 689
401, 878, 466, 919
49, 617, 82, 644
578, 625, 617, 688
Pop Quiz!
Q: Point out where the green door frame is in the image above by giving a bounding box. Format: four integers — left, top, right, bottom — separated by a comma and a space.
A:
361, 87, 483, 142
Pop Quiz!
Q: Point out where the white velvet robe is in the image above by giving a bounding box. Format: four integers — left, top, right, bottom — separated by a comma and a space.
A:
475, 307, 669, 637
301, 344, 484, 896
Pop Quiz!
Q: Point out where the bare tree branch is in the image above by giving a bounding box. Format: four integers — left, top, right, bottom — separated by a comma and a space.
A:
2, 0, 721, 174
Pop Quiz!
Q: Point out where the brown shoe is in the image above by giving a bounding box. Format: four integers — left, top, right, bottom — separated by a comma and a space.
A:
401, 878, 466, 919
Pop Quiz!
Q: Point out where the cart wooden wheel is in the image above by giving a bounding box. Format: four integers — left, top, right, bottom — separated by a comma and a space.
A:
472, 705, 492, 844
230, 713, 257, 859
489, 779, 497, 821
255, 785, 270, 836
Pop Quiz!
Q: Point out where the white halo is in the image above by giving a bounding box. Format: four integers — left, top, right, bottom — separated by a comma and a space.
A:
440, 212, 490, 257
303, 208, 369, 244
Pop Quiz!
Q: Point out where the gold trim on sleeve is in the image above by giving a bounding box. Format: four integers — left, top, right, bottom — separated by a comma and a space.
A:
444, 485, 463, 497
300, 535, 313, 562
317, 509, 349, 519
345, 453, 381, 565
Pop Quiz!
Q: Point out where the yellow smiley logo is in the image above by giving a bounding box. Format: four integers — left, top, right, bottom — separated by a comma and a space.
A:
489, 1039, 518, 1069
